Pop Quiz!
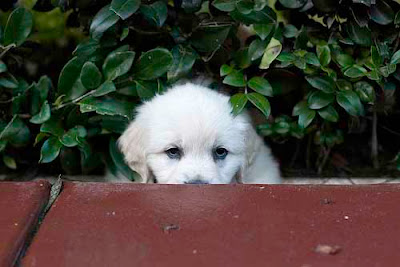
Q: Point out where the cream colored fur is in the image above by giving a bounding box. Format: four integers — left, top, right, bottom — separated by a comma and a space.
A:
118, 83, 281, 184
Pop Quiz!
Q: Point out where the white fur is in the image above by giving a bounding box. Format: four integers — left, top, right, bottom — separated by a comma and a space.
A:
118, 83, 281, 184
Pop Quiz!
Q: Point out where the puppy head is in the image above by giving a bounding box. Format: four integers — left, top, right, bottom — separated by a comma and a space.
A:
119, 83, 256, 184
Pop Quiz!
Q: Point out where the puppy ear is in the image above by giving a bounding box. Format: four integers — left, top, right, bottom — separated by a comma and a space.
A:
239, 125, 263, 181
118, 121, 152, 183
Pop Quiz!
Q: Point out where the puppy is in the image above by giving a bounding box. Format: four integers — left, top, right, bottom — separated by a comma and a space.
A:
118, 83, 281, 184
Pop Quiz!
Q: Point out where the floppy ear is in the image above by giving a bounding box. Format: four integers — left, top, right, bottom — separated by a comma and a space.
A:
118, 121, 153, 183
237, 125, 263, 183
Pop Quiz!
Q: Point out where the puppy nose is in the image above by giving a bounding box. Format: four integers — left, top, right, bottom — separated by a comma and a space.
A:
184, 179, 209, 184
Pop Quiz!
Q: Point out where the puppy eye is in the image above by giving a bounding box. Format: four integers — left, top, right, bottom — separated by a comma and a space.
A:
214, 147, 228, 160
165, 147, 181, 159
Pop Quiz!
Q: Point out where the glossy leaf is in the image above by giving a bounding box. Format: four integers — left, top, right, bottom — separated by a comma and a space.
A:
0, 61, 7, 73
79, 97, 135, 119
110, 0, 140, 20
249, 39, 267, 61
337, 90, 364, 116
140, 1, 167, 27
354, 81, 375, 103
60, 126, 87, 147
93, 81, 116, 97
167, 46, 197, 81
283, 24, 298, 38
253, 24, 274, 40
230, 93, 248, 115
305, 76, 335, 93
81, 62, 102, 89
3, 155, 16, 169
279, 0, 306, 8
318, 105, 339, 122
390, 50, 400, 64
212, 0, 235, 11
248, 76, 273, 96
57, 56, 87, 101
304, 53, 320, 66
109, 137, 137, 181
40, 137, 63, 163
336, 79, 352, 91
90, 5, 120, 39
223, 70, 246, 87
247, 93, 271, 118
307, 91, 335, 109
344, 65, 367, 78
370, 0, 394, 25
335, 53, 355, 68
103, 51, 135, 81
3, 7, 33, 46
316, 45, 331, 66
190, 26, 230, 53
30, 101, 51, 124
135, 80, 156, 100
220, 64, 234, 76
371, 46, 382, 67
298, 108, 316, 128
133, 48, 173, 80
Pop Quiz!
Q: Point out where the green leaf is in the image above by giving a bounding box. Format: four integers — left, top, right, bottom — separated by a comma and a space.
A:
253, 24, 274, 40
40, 137, 63, 163
259, 37, 282, 69
60, 126, 87, 147
234, 48, 252, 69
305, 76, 335, 93
0, 140, 6, 152
190, 26, 230, 53
318, 105, 339, 122
370, 0, 394, 25
140, 1, 167, 27
40, 116, 64, 136
298, 108, 316, 129
57, 56, 87, 101
0, 76, 18, 88
90, 5, 120, 39
80, 62, 102, 89
120, 26, 129, 41
3, 155, 16, 169
344, 65, 367, 78
395, 10, 400, 24
390, 50, 400, 64
379, 64, 396, 77
247, 92, 271, 118
248, 76, 273, 96
223, 70, 246, 87
316, 45, 331, 66
30, 101, 51, 124
354, 81, 375, 103
292, 101, 307, 116
304, 53, 320, 66
0, 117, 30, 146
31, 76, 51, 115
103, 51, 135, 81
167, 45, 197, 81
276, 52, 295, 62
212, 0, 236, 12
3, 7, 33, 46
307, 91, 335, 109
135, 80, 156, 100
249, 39, 267, 61
283, 24, 298, 38
230, 93, 248, 115
236, 0, 254, 14
230, 6, 276, 24
337, 90, 364, 116
279, 0, 306, 8
335, 53, 355, 68
371, 46, 382, 67
346, 21, 371, 46
366, 70, 380, 81
336, 79, 352, 91
220, 64, 234, 76
133, 48, 173, 80
0, 61, 7, 73
110, 0, 140, 20
92, 81, 116, 97
78, 97, 135, 119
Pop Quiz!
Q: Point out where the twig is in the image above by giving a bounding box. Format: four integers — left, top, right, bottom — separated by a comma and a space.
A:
52, 90, 95, 111
0, 44, 16, 59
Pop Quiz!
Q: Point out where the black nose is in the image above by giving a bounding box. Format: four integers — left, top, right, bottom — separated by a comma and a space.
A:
184, 179, 209, 184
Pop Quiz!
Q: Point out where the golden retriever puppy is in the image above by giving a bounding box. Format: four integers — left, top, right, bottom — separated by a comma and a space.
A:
118, 83, 281, 184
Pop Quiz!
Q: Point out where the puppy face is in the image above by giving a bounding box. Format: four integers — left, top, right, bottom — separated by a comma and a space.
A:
119, 83, 253, 184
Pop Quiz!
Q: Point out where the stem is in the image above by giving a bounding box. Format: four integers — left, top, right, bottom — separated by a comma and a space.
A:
52, 90, 95, 111
318, 147, 332, 174
371, 109, 379, 169
0, 44, 16, 59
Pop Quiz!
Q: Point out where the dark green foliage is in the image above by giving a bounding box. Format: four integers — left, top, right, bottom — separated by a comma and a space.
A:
1, 0, 400, 177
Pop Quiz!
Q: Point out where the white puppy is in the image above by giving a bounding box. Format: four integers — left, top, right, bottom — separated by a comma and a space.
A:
118, 83, 281, 184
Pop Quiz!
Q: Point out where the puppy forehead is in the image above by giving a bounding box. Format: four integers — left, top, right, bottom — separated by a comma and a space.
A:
137, 83, 249, 150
